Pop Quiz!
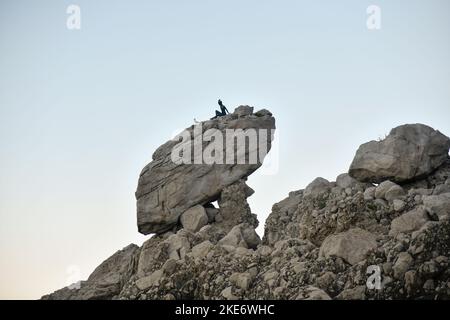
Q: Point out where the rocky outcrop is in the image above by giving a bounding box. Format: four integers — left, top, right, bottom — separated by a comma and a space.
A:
135, 107, 275, 235
349, 124, 450, 183
43, 118, 450, 300
42, 244, 140, 300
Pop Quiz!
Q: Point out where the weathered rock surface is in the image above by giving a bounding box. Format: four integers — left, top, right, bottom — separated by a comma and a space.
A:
389, 207, 429, 237
319, 228, 378, 265
180, 205, 208, 232
43, 121, 450, 300
42, 244, 140, 300
349, 124, 450, 183
136, 107, 275, 234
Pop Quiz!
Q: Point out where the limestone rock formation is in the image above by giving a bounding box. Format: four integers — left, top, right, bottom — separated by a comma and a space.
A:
43, 119, 450, 301
42, 244, 140, 300
136, 106, 275, 235
349, 124, 450, 183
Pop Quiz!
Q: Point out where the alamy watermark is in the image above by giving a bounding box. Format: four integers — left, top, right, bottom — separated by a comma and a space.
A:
366, 5, 381, 30
66, 4, 81, 30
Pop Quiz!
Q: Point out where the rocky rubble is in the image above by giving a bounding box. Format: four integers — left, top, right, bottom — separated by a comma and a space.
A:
43, 118, 450, 300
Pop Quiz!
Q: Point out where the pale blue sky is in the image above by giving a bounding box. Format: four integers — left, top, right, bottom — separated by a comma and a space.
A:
0, 0, 449, 299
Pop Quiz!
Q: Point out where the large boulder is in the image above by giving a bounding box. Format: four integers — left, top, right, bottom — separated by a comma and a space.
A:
389, 207, 429, 237
423, 193, 450, 220
349, 124, 450, 184
180, 205, 208, 232
136, 107, 275, 234
319, 228, 377, 265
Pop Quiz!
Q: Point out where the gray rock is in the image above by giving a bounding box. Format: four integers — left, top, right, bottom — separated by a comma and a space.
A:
166, 231, 191, 260
218, 223, 261, 249
393, 252, 413, 279
205, 207, 219, 223
190, 240, 214, 259
393, 199, 406, 212
375, 181, 398, 199
349, 124, 450, 183
234, 105, 254, 117
389, 207, 429, 237
230, 272, 252, 290
136, 269, 163, 290
423, 193, 450, 220
336, 173, 362, 189
162, 259, 178, 274
385, 185, 406, 202
221, 286, 238, 300
297, 286, 331, 300
319, 228, 377, 265
180, 205, 208, 232
304, 177, 332, 198
433, 184, 450, 195
364, 186, 376, 201
336, 286, 366, 300
136, 107, 275, 234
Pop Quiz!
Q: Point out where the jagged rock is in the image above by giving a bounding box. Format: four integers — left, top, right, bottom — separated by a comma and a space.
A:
166, 231, 191, 260
364, 186, 376, 201
393, 199, 406, 212
218, 223, 261, 249
393, 252, 414, 280
433, 184, 450, 195
336, 286, 366, 300
375, 181, 398, 199
304, 177, 332, 198
136, 269, 163, 290
190, 240, 214, 259
385, 185, 406, 202
423, 193, 450, 220
204, 206, 219, 223
234, 105, 254, 117
221, 286, 238, 300
136, 107, 275, 234
263, 190, 303, 245
230, 272, 252, 290
349, 124, 450, 183
42, 244, 139, 300
319, 228, 377, 265
217, 179, 258, 231
389, 207, 429, 237
297, 286, 331, 300
43, 122, 450, 301
336, 173, 369, 190
180, 205, 208, 232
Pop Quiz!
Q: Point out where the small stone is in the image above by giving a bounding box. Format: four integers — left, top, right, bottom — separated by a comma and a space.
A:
191, 240, 214, 259
375, 181, 398, 200
162, 259, 177, 274
389, 207, 429, 237
230, 272, 252, 290
393, 252, 413, 280
221, 286, 238, 300
423, 279, 435, 291
364, 187, 376, 201
135, 269, 163, 291
393, 199, 406, 212
385, 185, 406, 202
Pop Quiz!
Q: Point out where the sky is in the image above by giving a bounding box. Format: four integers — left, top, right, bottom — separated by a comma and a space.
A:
0, 0, 449, 299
